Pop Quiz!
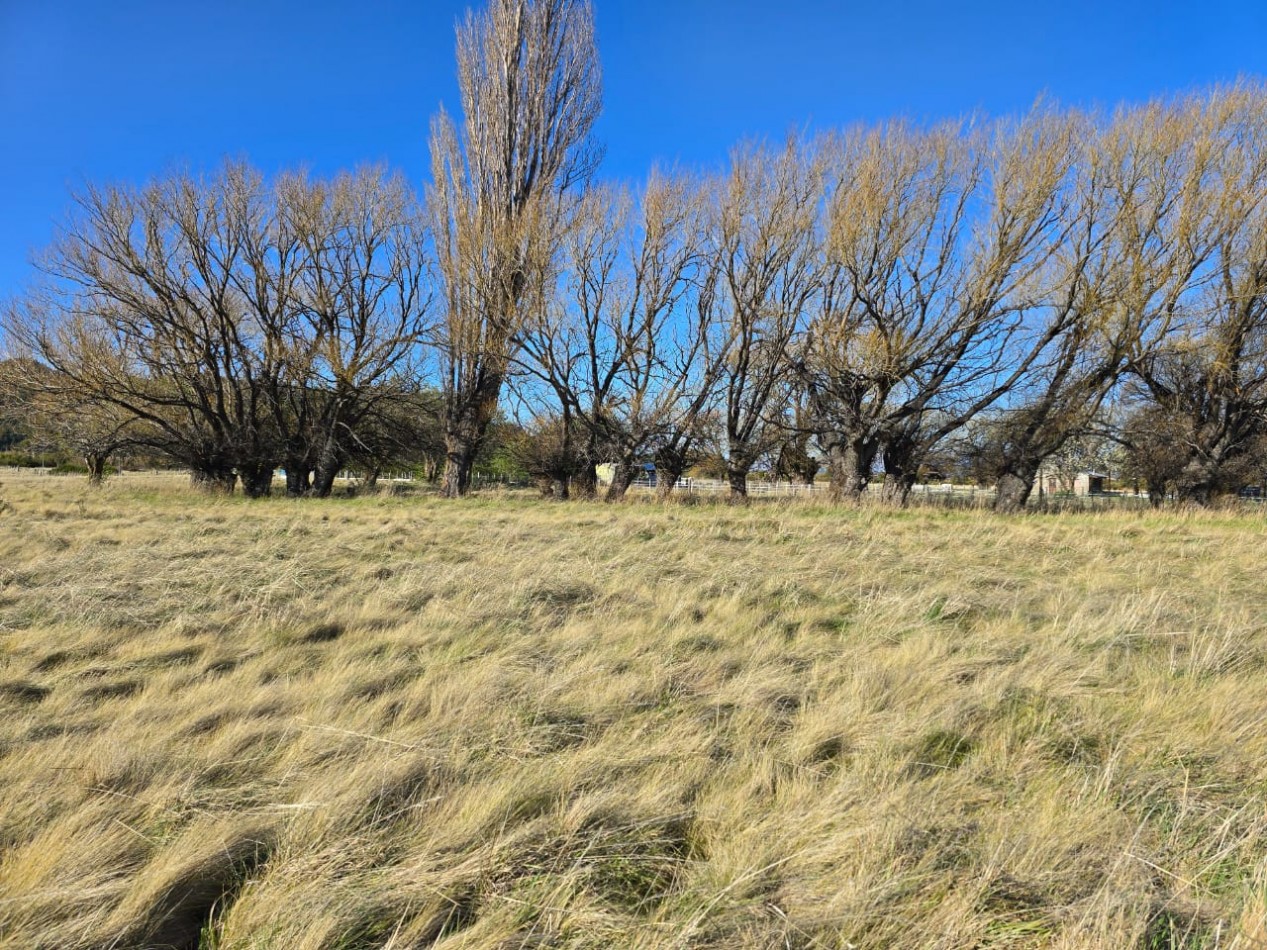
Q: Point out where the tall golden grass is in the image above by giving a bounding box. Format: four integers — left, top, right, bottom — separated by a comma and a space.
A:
2, 471, 1266, 948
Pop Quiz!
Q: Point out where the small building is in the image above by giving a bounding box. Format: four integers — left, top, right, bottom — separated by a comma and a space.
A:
1036, 468, 1109, 496
595, 462, 655, 486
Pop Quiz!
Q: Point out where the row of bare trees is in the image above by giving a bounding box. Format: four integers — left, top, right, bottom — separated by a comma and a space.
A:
504, 86, 1267, 510
4, 0, 1267, 509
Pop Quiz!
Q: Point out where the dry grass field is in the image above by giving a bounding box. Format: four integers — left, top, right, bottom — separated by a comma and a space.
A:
2, 472, 1267, 949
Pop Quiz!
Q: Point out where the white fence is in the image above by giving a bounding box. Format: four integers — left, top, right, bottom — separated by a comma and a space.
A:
626, 476, 1163, 508
626, 476, 825, 496
627, 477, 991, 498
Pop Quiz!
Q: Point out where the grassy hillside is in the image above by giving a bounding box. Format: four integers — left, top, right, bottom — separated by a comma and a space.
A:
2, 472, 1266, 949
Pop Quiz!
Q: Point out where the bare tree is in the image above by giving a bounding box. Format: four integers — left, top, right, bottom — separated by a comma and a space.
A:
428, 0, 602, 498
515, 176, 726, 501
3, 164, 429, 498
648, 232, 731, 499
1130, 304, 1267, 504
1114, 403, 1184, 504
501, 411, 587, 497
279, 169, 431, 497
1130, 341, 1267, 506
987, 92, 1245, 511
345, 385, 448, 490
4, 166, 289, 494
798, 112, 1074, 504
510, 183, 626, 499
0, 359, 144, 484
1113, 89, 1267, 504
714, 140, 822, 502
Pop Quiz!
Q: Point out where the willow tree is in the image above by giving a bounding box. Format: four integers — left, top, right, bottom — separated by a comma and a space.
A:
4, 166, 293, 495
1129, 90, 1267, 505
3, 165, 429, 498
988, 91, 1241, 512
429, 0, 602, 498
714, 140, 822, 502
515, 176, 725, 502
799, 113, 1074, 505
280, 170, 430, 497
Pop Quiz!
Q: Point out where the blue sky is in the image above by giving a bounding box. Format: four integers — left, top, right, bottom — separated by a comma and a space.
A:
3, 0, 1266, 300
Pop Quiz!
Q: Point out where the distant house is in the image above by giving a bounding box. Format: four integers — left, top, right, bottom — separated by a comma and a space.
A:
1036, 468, 1109, 496
595, 462, 656, 486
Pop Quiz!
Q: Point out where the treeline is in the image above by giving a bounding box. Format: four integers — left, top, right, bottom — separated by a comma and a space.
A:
3, 0, 1267, 510
511, 88, 1267, 511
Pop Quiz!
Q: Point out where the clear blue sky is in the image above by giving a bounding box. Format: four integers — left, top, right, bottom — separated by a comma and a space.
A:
3, 0, 1266, 301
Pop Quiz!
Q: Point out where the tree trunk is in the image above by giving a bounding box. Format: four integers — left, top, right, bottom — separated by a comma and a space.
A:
311, 438, 344, 499
655, 461, 686, 500
440, 433, 478, 498
826, 438, 877, 502
285, 465, 312, 497
573, 463, 598, 499
994, 468, 1038, 513
790, 447, 819, 487
191, 466, 236, 494
1175, 483, 1214, 506
726, 462, 749, 504
363, 469, 380, 492
654, 446, 689, 501
440, 380, 501, 498
604, 460, 636, 502
239, 463, 275, 498
552, 406, 573, 500
85, 453, 108, 487
1146, 477, 1167, 508
422, 455, 442, 484
571, 431, 599, 499
880, 472, 916, 507
1174, 459, 1218, 506
881, 441, 918, 507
